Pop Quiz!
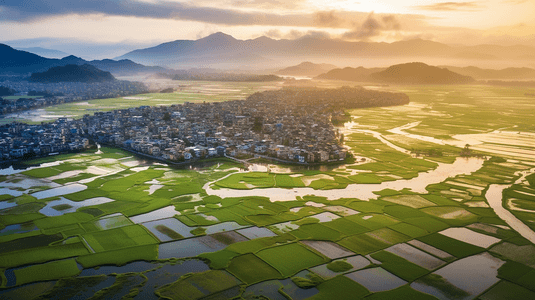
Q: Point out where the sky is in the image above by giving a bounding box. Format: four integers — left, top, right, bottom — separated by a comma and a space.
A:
1, 0, 535, 59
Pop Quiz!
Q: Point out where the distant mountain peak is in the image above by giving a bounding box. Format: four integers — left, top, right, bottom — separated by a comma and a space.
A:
0, 43, 15, 50
371, 62, 475, 84
276, 61, 338, 76
29, 64, 116, 83
199, 32, 237, 42
253, 36, 275, 42
61, 55, 84, 61
0, 45, 164, 75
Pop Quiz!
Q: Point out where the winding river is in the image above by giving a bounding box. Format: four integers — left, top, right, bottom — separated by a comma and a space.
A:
206, 123, 535, 244
205, 124, 486, 202
485, 168, 535, 244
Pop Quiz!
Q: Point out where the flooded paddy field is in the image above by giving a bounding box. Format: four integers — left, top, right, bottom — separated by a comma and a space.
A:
0, 79, 284, 124
1, 83, 535, 299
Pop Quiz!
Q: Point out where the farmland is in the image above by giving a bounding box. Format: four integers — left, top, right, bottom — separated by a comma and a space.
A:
1, 81, 535, 299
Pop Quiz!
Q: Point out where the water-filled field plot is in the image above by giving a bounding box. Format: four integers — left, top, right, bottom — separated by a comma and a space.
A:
1, 83, 535, 299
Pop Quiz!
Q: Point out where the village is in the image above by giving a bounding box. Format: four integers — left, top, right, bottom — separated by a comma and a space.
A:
0, 87, 412, 164
0, 79, 147, 114
0, 97, 346, 164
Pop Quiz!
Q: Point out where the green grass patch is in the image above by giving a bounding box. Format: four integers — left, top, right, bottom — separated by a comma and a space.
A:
215, 172, 275, 189
190, 227, 207, 236
156, 270, 241, 300
156, 225, 183, 240
21, 167, 63, 178
526, 173, 535, 187
52, 204, 72, 211
388, 222, 429, 238
323, 218, 370, 236
481, 280, 535, 300
53, 173, 95, 184
348, 174, 385, 184
367, 228, 411, 245
308, 275, 369, 300
383, 205, 430, 219
226, 253, 281, 284
64, 189, 109, 201
14, 259, 81, 286
82, 225, 158, 252
292, 217, 320, 226
417, 233, 484, 258
403, 216, 450, 232
338, 234, 391, 255
198, 249, 241, 269
76, 244, 159, 268
327, 260, 353, 273
275, 174, 305, 188
256, 243, 328, 277
364, 284, 441, 300
290, 223, 343, 241
291, 273, 324, 288
0, 241, 90, 268
346, 213, 400, 230
421, 195, 461, 207
346, 201, 385, 213
34, 212, 95, 230
0, 213, 45, 226
417, 273, 471, 299
370, 251, 429, 281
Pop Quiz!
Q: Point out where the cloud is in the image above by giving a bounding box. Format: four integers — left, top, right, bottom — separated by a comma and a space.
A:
313, 11, 342, 28
342, 12, 400, 41
231, 0, 306, 10
0, 0, 314, 26
262, 29, 331, 40
263, 29, 283, 39
503, 0, 529, 4
415, 2, 482, 11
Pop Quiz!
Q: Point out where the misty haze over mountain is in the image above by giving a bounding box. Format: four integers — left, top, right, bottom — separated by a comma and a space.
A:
115, 32, 535, 70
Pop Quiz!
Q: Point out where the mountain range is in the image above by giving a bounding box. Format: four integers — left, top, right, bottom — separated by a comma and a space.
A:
117, 32, 535, 69
15, 47, 70, 59
440, 66, 535, 80
0, 44, 164, 76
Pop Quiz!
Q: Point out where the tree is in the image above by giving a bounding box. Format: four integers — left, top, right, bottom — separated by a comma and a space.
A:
461, 144, 471, 157
252, 117, 263, 133
163, 112, 171, 122
0, 86, 16, 97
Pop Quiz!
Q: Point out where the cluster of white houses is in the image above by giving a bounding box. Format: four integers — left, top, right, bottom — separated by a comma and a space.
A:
1, 87, 410, 163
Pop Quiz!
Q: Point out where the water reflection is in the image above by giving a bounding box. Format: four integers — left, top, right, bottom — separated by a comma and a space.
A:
205, 157, 485, 201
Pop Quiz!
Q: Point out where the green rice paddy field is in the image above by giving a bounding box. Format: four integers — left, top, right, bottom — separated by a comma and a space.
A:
0, 80, 283, 124
0, 82, 534, 299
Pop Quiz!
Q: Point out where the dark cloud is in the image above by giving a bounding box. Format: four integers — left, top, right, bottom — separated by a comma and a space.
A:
342, 13, 400, 41
313, 11, 342, 28
0, 0, 313, 26
415, 2, 482, 11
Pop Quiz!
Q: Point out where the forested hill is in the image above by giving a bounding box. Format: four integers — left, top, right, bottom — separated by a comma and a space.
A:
29, 64, 116, 83
246, 86, 410, 110
370, 62, 475, 84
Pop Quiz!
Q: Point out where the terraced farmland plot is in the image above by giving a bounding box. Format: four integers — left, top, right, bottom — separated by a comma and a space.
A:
82, 225, 158, 252
1, 83, 535, 299
227, 253, 282, 284
256, 243, 329, 277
